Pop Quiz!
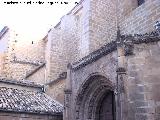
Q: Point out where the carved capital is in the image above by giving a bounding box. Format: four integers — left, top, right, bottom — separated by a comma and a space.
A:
124, 38, 134, 56
64, 89, 72, 94
116, 67, 126, 74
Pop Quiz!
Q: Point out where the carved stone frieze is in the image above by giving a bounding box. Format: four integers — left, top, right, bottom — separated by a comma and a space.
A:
72, 31, 160, 70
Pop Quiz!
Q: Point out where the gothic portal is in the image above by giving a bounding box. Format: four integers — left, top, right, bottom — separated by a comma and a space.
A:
74, 75, 115, 120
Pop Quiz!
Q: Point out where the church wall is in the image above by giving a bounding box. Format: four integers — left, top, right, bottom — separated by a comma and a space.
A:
0, 53, 5, 76
47, 14, 80, 82
2, 31, 46, 82
71, 51, 118, 119
119, 0, 160, 34
0, 112, 62, 120
88, 0, 117, 52
46, 79, 65, 105
126, 41, 160, 120
47, 29, 66, 82
0, 30, 9, 76
27, 66, 46, 84
45, 15, 80, 103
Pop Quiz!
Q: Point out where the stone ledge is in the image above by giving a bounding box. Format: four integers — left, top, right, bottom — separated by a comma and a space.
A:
25, 63, 46, 79
72, 31, 160, 71
0, 77, 43, 88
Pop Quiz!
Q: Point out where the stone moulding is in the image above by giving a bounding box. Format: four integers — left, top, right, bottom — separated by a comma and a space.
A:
133, 31, 160, 44
72, 40, 117, 70
25, 63, 46, 79
11, 59, 44, 66
72, 31, 160, 71
0, 77, 43, 88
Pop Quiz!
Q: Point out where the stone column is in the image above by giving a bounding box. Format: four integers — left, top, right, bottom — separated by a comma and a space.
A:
115, 28, 128, 120
63, 63, 72, 120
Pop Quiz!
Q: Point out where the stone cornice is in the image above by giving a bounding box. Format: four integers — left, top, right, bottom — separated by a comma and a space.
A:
72, 31, 160, 71
133, 31, 160, 44
72, 40, 117, 70
0, 77, 43, 88
25, 63, 46, 78
11, 59, 43, 66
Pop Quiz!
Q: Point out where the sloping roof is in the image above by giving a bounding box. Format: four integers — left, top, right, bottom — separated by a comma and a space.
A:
0, 87, 63, 115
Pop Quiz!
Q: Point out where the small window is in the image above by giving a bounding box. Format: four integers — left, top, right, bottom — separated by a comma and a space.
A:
137, 0, 145, 6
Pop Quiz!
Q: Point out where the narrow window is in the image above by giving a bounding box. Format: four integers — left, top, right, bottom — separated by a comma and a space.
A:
137, 0, 145, 6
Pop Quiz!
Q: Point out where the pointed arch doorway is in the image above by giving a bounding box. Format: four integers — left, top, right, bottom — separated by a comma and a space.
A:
96, 91, 115, 120
75, 75, 116, 120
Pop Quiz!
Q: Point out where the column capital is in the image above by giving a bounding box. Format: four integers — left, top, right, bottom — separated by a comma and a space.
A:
116, 67, 126, 74
64, 89, 72, 94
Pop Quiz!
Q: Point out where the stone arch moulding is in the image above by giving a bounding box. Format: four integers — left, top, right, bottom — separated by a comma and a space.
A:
74, 73, 115, 120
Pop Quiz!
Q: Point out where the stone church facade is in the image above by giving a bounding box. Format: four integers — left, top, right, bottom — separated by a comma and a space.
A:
0, 0, 160, 120
61, 0, 160, 120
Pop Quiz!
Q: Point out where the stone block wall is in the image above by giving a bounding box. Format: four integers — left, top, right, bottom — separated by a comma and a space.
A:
0, 112, 62, 120
0, 53, 5, 76
0, 28, 46, 82
45, 13, 81, 103
27, 66, 46, 84
118, 0, 160, 34
126, 41, 160, 120
70, 51, 118, 120
89, 0, 117, 52
47, 14, 80, 81
47, 29, 65, 82
71, 51, 118, 102
0, 29, 10, 77
46, 79, 65, 105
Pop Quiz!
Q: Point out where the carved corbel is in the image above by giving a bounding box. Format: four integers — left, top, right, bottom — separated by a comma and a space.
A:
123, 35, 134, 56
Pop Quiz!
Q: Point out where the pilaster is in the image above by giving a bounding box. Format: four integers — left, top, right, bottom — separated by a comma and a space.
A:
63, 63, 72, 120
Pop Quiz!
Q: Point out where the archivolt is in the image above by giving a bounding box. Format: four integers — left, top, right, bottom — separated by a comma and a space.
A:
75, 74, 114, 120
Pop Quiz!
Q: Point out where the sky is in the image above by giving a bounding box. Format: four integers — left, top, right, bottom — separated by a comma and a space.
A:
0, 0, 80, 40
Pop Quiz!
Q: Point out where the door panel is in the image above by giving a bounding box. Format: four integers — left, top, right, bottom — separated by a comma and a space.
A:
99, 92, 114, 120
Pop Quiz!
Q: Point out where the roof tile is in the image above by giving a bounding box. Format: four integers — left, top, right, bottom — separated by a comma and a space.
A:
0, 87, 63, 115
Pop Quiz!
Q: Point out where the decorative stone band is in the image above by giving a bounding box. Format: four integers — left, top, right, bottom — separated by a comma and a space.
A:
72, 31, 160, 71
72, 40, 117, 70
